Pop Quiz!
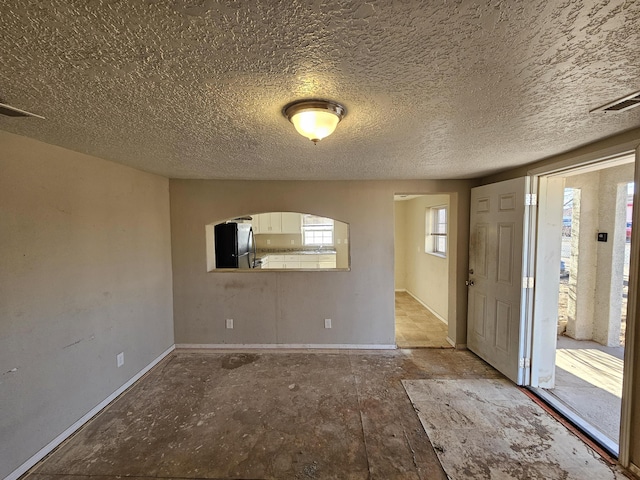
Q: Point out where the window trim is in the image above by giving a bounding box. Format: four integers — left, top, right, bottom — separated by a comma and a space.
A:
302, 214, 335, 247
426, 205, 447, 257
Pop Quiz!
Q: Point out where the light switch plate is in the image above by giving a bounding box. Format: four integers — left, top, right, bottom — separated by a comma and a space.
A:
116, 352, 124, 368
324, 318, 332, 329
226, 318, 234, 329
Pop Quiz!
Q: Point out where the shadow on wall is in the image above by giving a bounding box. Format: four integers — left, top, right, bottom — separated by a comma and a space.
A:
205, 211, 350, 271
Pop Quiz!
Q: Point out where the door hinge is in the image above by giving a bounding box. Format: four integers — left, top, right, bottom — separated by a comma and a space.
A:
519, 358, 531, 368
522, 276, 534, 289
525, 193, 537, 206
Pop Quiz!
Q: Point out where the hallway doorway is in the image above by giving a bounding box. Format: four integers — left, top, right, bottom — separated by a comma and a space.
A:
394, 194, 452, 348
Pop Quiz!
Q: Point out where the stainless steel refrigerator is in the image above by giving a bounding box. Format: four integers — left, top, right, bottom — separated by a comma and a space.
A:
214, 222, 256, 269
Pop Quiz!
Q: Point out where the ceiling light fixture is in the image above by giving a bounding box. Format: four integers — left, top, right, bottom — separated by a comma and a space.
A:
283, 99, 346, 144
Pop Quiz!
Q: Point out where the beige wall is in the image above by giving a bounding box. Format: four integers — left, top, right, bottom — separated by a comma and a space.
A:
170, 180, 471, 347
398, 195, 450, 322
394, 201, 407, 290
334, 221, 349, 269
0, 132, 174, 478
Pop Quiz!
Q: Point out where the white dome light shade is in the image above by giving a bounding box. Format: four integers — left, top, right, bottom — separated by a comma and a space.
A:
291, 109, 340, 142
284, 100, 346, 144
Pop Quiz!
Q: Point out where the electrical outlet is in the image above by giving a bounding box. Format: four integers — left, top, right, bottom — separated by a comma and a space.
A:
267, 239, 271, 245
116, 352, 124, 368
290, 239, 295, 245
324, 318, 332, 329
226, 318, 234, 329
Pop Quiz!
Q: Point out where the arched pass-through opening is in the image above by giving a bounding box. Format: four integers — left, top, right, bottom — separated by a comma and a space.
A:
206, 211, 350, 271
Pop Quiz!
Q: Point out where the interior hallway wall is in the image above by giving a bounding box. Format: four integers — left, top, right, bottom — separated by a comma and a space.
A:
0, 132, 174, 479
170, 180, 471, 347
394, 201, 407, 290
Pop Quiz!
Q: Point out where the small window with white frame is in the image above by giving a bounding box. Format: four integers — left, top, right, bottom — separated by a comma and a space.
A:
302, 214, 334, 246
426, 206, 447, 256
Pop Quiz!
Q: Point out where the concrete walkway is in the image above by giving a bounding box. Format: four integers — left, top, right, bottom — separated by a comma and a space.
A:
548, 335, 624, 443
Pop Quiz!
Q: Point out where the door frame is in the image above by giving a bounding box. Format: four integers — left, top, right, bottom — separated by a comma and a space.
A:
527, 145, 639, 466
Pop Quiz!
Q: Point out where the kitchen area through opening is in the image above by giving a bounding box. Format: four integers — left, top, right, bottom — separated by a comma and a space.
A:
206, 212, 350, 271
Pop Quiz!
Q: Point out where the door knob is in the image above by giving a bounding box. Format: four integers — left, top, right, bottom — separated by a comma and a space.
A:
466, 280, 475, 286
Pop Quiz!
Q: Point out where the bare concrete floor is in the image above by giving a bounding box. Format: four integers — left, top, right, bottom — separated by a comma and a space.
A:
27, 349, 502, 480
395, 292, 450, 348
550, 335, 625, 443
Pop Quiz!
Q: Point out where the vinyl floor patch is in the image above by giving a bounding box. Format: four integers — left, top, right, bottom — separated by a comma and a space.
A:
403, 378, 625, 480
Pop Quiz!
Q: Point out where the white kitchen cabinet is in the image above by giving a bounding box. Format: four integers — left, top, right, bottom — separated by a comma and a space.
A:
260, 253, 335, 269
318, 254, 337, 268
281, 212, 302, 234
250, 215, 260, 233
300, 255, 319, 269
263, 254, 283, 269
269, 213, 282, 233
255, 213, 282, 233
254, 212, 301, 235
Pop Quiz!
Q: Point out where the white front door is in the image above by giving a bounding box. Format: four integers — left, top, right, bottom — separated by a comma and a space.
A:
467, 177, 532, 385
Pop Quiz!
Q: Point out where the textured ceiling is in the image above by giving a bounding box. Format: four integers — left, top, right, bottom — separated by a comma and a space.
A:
1, 1, 639, 180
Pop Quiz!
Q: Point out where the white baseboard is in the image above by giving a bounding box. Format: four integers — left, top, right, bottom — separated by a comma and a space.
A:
405, 289, 448, 325
6, 345, 175, 480
445, 337, 467, 350
395, 288, 407, 292
176, 343, 397, 350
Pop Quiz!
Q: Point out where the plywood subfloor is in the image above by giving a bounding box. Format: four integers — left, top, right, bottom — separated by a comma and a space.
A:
30, 349, 482, 480
25, 349, 620, 480
395, 291, 450, 348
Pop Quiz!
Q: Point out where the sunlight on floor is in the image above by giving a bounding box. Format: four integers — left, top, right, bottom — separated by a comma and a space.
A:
556, 348, 623, 398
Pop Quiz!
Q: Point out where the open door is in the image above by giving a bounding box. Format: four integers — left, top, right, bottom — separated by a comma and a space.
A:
467, 177, 532, 385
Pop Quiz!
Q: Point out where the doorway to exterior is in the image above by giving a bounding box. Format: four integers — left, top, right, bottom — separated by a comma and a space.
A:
532, 158, 634, 456
394, 194, 452, 348
464, 162, 637, 458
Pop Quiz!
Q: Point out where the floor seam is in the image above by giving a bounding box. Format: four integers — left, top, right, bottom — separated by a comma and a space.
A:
347, 351, 373, 480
